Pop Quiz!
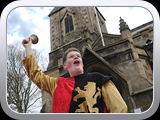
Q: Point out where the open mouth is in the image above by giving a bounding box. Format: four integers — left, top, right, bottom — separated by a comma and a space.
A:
73, 60, 80, 64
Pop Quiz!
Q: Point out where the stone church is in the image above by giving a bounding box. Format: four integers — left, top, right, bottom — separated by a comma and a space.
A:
41, 7, 153, 113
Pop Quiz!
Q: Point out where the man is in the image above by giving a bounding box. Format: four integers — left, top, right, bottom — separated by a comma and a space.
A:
22, 37, 128, 113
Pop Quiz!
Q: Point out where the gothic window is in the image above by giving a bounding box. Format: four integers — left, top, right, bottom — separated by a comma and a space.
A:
65, 14, 74, 33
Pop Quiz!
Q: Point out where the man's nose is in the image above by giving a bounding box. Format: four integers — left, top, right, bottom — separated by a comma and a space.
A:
74, 56, 78, 59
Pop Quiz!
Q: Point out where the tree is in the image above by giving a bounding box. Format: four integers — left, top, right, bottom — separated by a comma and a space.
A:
7, 43, 48, 113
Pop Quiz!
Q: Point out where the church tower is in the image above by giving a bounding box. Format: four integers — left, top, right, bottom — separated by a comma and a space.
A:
48, 7, 107, 51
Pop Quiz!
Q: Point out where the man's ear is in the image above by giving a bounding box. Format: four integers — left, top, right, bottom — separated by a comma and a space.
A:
63, 63, 67, 70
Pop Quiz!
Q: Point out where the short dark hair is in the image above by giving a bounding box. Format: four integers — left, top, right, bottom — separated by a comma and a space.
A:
62, 47, 81, 64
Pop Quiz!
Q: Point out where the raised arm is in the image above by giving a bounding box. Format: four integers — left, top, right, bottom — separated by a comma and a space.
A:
22, 37, 57, 96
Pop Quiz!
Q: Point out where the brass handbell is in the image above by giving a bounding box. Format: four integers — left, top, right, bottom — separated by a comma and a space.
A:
23, 34, 39, 44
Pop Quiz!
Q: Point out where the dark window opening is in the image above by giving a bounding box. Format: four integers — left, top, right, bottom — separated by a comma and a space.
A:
65, 14, 74, 33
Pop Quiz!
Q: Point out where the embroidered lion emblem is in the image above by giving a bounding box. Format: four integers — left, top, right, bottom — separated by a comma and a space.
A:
73, 82, 101, 112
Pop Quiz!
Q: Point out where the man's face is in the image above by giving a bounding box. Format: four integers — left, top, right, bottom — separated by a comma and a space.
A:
63, 51, 84, 77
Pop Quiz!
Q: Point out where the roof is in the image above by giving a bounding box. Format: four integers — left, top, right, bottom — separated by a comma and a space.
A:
48, 7, 64, 17
130, 20, 153, 32
82, 46, 129, 81
48, 7, 105, 20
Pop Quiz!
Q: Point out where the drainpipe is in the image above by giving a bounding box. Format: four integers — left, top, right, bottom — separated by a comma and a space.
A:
58, 11, 62, 46
94, 7, 105, 46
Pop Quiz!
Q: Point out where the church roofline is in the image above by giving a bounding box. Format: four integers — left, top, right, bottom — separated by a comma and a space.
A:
48, 7, 106, 20
95, 7, 106, 21
130, 20, 153, 32
48, 7, 64, 17
82, 47, 129, 81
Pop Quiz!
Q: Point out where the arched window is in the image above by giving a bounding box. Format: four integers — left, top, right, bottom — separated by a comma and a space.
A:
65, 14, 74, 33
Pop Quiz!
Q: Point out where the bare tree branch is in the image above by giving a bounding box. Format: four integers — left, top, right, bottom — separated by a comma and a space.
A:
7, 43, 48, 113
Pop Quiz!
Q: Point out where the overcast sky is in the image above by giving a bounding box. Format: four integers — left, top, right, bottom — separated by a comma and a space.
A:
7, 7, 153, 53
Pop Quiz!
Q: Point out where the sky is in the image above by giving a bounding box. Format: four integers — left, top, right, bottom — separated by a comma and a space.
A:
7, 7, 153, 53
6, 7, 153, 113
